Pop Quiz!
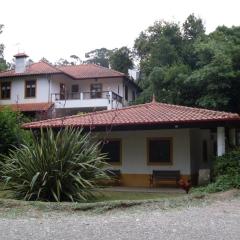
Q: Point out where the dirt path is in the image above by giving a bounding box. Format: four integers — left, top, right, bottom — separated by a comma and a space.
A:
0, 193, 240, 240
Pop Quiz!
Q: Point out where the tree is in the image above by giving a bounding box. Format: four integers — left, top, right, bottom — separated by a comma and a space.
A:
40, 57, 52, 64
109, 47, 133, 74
182, 14, 206, 69
0, 108, 30, 155
134, 20, 183, 77
70, 55, 82, 65
183, 14, 205, 40
0, 24, 8, 71
85, 48, 111, 67
55, 58, 71, 66
134, 15, 240, 112
188, 26, 240, 112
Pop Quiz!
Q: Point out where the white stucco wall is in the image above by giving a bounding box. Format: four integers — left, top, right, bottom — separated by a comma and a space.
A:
0, 77, 50, 105
51, 77, 124, 97
97, 129, 191, 175
0, 75, 138, 108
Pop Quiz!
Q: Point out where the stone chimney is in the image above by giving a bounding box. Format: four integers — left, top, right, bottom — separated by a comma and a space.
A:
14, 53, 29, 73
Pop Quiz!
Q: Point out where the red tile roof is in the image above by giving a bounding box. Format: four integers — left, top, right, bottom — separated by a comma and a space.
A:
23, 101, 240, 129
0, 61, 61, 77
13, 53, 29, 58
0, 102, 53, 112
59, 64, 125, 79
0, 62, 125, 79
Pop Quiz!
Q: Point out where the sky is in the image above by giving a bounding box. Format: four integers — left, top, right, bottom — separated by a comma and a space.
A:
1, 0, 240, 63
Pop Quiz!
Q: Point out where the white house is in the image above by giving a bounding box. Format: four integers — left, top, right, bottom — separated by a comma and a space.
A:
23, 99, 240, 187
0, 53, 139, 119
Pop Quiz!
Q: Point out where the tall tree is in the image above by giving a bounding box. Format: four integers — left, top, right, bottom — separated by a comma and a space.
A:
182, 14, 205, 40
188, 26, 240, 112
70, 55, 82, 65
84, 48, 111, 67
109, 47, 133, 74
40, 57, 52, 64
134, 15, 240, 112
55, 58, 71, 66
0, 24, 8, 71
182, 14, 206, 69
134, 21, 183, 77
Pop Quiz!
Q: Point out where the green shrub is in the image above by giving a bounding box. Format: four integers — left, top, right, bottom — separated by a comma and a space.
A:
0, 128, 109, 202
213, 149, 240, 177
194, 174, 240, 194
0, 107, 30, 155
192, 148, 240, 194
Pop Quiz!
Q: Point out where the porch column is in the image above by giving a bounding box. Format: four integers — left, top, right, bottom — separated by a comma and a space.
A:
80, 92, 83, 100
217, 127, 225, 156
229, 128, 236, 146
107, 91, 113, 110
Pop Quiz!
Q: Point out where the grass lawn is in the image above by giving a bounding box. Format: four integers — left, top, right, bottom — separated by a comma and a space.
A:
0, 182, 238, 217
0, 184, 183, 202
92, 190, 183, 202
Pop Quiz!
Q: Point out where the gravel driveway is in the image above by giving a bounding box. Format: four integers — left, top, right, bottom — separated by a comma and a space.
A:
0, 197, 240, 240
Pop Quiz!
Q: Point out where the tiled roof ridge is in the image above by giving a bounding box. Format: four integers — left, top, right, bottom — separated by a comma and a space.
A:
90, 64, 126, 76
157, 102, 239, 116
22, 101, 240, 129
22, 101, 154, 127
37, 60, 62, 72
59, 63, 126, 75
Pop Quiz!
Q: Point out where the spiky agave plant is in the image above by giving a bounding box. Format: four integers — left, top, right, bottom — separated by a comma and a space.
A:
0, 128, 109, 202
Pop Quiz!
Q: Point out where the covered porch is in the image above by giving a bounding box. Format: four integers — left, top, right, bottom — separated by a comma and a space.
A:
98, 126, 240, 187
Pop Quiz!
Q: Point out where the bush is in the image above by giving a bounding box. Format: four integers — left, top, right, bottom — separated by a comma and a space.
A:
213, 149, 240, 177
195, 174, 240, 193
0, 128, 109, 202
0, 107, 30, 155
192, 148, 240, 194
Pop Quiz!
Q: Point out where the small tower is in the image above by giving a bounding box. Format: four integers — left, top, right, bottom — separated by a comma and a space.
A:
14, 53, 29, 73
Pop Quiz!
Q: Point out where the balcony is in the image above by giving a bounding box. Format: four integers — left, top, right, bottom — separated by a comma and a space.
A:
51, 91, 123, 110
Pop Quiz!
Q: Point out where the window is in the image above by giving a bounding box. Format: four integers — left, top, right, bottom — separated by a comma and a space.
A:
125, 85, 128, 101
25, 80, 36, 98
1, 82, 11, 99
202, 140, 208, 163
59, 83, 66, 100
147, 138, 172, 164
90, 83, 102, 98
72, 84, 79, 93
71, 84, 79, 99
101, 139, 121, 164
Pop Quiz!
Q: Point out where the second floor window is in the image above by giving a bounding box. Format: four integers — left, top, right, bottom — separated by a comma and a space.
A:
25, 80, 36, 98
72, 84, 79, 93
1, 82, 11, 99
91, 83, 102, 98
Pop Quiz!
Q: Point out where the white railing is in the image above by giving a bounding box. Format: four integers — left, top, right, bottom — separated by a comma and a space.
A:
51, 91, 123, 110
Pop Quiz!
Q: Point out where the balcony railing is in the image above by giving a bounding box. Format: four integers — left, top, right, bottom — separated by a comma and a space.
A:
52, 91, 123, 103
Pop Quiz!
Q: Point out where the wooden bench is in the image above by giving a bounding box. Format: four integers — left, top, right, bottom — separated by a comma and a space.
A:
105, 169, 122, 186
149, 170, 180, 187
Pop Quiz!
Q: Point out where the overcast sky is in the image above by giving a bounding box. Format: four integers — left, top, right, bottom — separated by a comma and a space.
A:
1, 0, 239, 63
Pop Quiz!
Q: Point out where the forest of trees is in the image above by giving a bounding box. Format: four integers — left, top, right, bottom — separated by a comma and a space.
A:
134, 14, 240, 113
1, 14, 240, 112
